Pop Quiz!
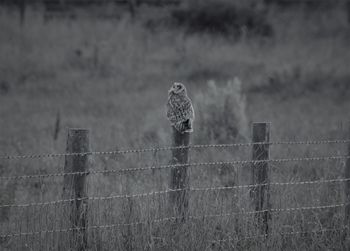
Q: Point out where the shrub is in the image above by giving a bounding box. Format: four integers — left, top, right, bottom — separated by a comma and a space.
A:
194, 77, 249, 144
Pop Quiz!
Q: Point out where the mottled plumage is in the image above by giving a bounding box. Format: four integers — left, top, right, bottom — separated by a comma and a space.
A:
166, 82, 195, 133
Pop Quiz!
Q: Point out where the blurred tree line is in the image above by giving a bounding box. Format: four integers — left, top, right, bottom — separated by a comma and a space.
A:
0, 0, 349, 25
0, 0, 348, 8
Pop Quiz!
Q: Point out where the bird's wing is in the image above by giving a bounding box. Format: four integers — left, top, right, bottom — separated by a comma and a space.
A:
181, 96, 194, 121
166, 101, 180, 124
167, 97, 194, 124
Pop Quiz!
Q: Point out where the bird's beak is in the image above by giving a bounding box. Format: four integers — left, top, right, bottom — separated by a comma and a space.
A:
168, 86, 174, 94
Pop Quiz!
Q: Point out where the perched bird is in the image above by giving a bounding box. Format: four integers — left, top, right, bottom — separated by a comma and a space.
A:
166, 82, 195, 133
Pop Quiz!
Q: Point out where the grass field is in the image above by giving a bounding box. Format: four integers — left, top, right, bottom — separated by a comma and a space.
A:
1, 3, 350, 250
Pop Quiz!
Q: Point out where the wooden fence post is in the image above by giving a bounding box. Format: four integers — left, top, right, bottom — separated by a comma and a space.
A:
53, 111, 61, 141
62, 128, 90, 251
251, 122, 271, 237
345, 122, 350, 248
169, 128, 190, 221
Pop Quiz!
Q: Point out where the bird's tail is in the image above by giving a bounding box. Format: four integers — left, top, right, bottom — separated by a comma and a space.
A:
174, 119, 193, 133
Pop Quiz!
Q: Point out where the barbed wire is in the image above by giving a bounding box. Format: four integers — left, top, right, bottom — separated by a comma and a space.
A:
1, 155, 349, 180
191, 203, 347, 218
0, 203, 346, 238
1, 177, 348, 208
0, 139, 349, 160
211, 226, 348, 244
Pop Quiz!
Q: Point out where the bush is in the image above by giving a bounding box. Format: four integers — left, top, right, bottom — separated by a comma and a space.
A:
194, 77, 249, 144
171, 0, 273, 38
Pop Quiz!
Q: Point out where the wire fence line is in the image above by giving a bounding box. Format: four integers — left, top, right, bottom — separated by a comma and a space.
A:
1, 139, 349, 160
1, 203, 347, 239
1, 177, 349, 208
1, 135, 349, 249
1, 154, 349, 180
212, 226, 349, 244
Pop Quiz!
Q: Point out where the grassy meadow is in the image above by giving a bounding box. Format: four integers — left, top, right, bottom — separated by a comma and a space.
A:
1, 2, 350, 250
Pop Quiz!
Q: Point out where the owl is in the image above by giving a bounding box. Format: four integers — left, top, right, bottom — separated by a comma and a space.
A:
166, 82, 195, 133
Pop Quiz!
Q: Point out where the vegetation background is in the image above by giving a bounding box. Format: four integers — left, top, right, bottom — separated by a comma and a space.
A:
0, 0, 350, 250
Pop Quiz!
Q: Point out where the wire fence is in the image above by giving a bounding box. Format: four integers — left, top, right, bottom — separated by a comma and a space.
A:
1, 177, 349, 208
1, 139, 350, 160
0, 203, 347, 238
212, 226, 349, 244
0, 155, 349, 180
1, 136, 350, 249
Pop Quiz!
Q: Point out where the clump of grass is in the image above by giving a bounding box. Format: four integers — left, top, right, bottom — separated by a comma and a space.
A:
194, 77, 249, 144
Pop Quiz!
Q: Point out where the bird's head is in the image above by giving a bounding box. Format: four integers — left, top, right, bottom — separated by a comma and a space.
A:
168, 82, 186, 95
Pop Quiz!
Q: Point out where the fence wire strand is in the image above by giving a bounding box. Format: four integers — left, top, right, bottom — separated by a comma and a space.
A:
0, 203, 346, 238
1, 139, 349, 160
1, 155, 349, 180
1, 177, 349, 208
211, 226, 348, 244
